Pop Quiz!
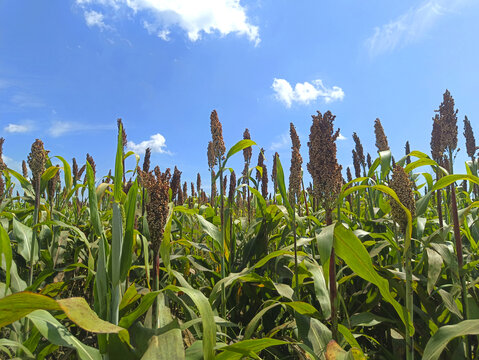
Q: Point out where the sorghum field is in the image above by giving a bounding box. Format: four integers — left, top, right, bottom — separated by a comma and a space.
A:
1, 90, 479, 360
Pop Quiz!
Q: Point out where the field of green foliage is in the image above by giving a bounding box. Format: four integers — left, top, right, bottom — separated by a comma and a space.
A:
1, 90, 479, 359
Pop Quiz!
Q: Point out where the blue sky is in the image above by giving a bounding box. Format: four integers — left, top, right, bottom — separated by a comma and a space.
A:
1, 0, 479, 190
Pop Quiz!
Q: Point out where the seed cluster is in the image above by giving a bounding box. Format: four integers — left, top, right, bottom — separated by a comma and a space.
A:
0, 138, 6, 171
463, 116, 477, 159
27, 139, 46, 188
289, 123, 302, 204
436, 89, 458, 152
374, 118, 390, 152
243, 128, 252, 164
389, 165, 416, 232
352, 132, 365, 169
138, 166, 171, 254
229, 171, 236, 203
210, 110, 225, 160
307, 111, 342, 211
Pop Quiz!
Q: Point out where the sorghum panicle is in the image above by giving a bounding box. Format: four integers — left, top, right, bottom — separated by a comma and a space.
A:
289, 123, 302, 204
27, 139, 46, 188
307, 110, 342, 212
210, 110, 225, 159
229, 171, 236, 203
374, 118, 390, 152
463, 115, 477, 159
243, 128, 252, 164
389, 165, 416, 232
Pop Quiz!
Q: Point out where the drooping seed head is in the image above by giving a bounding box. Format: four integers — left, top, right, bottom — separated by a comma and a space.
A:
170, 166, 182, 201
143, 147, 151, 173
210, 110, 225, 159
229, 170, 236, 203
271, 152, 278, 193
243, 128, 252, 164
261, 161, 268, 199
256, 149, 265, 183
86, 153, 96, 178
72, 158, 78, 181
0, 138, 6, 171
207, 141, 216, 169
27, 139, 46, 188
374, 118, 390, 152
177, 186, 184, 205
436, 89, 458, 152
48, 165, 61, 201
138, 166, 171, 254
346, 167, 352, 183
117, 118, 127, 148
430, 114, 445, 162
78, 164, 86, 179
289, 123, 302, 204
352, 132, 365, 168
463, 116, 476, 159
405, 141, 411, 165
197, 173, 201, 193
352, 149, 361, 178
389, 165, 416, 233
22, 160, 28, 178
307, 110, 342, 211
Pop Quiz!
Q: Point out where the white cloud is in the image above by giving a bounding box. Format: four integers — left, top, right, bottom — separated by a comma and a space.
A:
270, 133, 289, 151
48, 121, 113, 137
76, 0, 259, 44
84, 10, 110, 30
4, 123, 32, 133
10, 93, 44, 108
366, 0, 470, 56
337, 133, 347, 141
272, 78, 344, 108
1, 155, 22, 172
127, 133, 169, 154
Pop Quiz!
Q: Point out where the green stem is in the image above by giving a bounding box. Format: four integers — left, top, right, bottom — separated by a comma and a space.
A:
405, 242, 413, 360
28, 179, 41, 287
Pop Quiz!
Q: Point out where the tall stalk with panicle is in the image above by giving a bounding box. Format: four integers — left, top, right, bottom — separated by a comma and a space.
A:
243, 129, 252, 222
435, 89, 470, 358
307, 110, 342, 339
138, 166, 170, 328
272, 152, 278, 203
464, 116, 478, 198
431, 114, 445, 228
170, 166, 181, 204
228, 171, 236, 270
289, 123, 302, 296
389, 165, 416, 360
374, 118, 390, 152
210, 110, 227, 318
27, 139, 46, 286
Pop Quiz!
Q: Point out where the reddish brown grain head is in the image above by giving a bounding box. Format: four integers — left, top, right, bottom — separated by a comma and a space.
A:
463, 116, 476, 159
389, 165, 416, 232
307, 110, 342, 211
28, 139, 46, 188
374, 118, 390, 152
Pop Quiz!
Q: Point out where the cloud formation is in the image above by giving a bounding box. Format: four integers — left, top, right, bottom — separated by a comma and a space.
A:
48, 121, 113, 137
76, 0, 259, 44
84, 10, 110, 30
272, 78, 344, 108
127, 133, 169, 154
4, 123, 32, 133
366, 0, 469, 56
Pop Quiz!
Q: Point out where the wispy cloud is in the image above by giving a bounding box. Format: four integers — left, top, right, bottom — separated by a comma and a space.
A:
366, 0, 469, 56
84, 10, 111, 31
48, 121, 113, 137
272, 78, 344, 108
10, 93, 44, 108
4, 122, 34, 134
76, 0, 260, 45
270, 133, 290, 151
337, 133, 347, 141
127, 133, 170, 155
1, 155, 22, 172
